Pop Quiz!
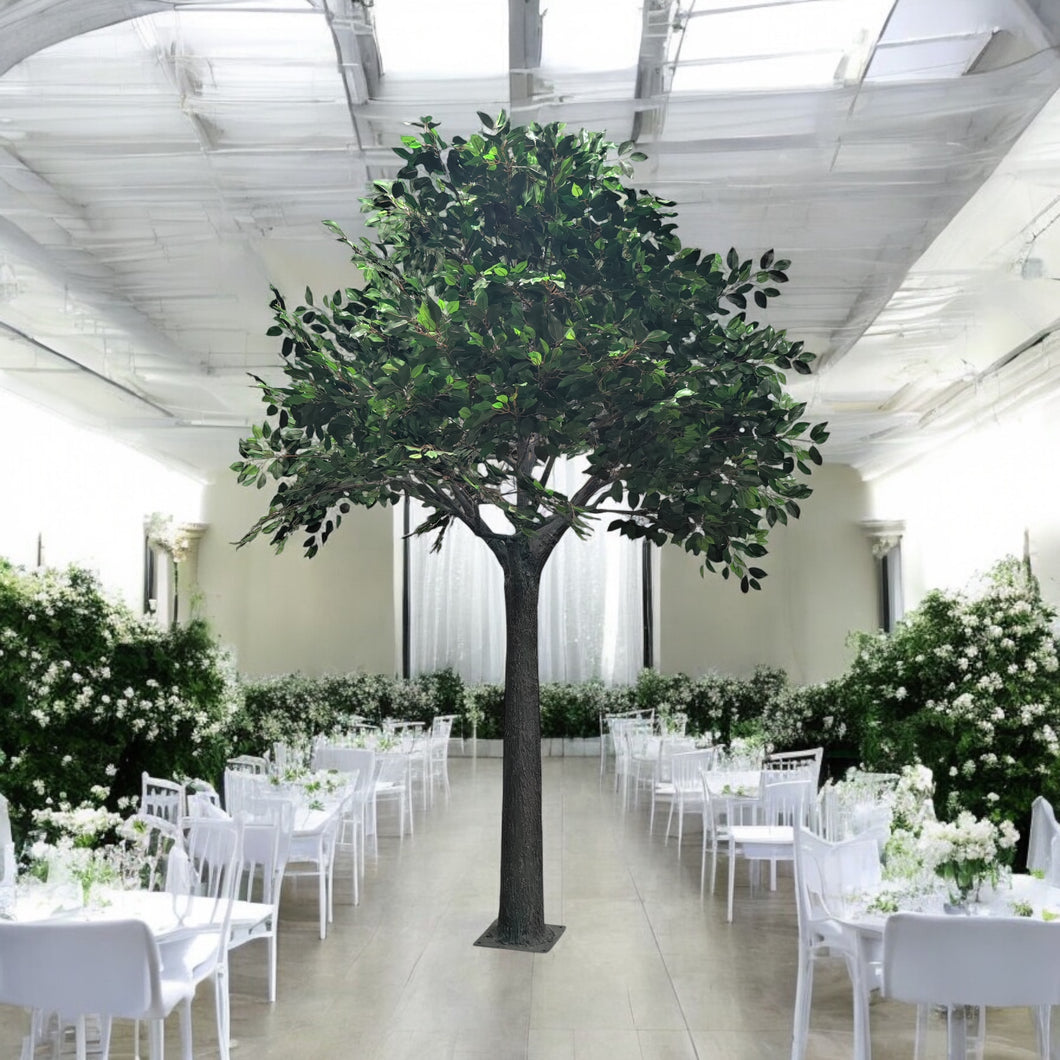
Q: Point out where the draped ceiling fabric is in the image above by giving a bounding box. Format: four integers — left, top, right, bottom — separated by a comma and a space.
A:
1, 0, 1060, 479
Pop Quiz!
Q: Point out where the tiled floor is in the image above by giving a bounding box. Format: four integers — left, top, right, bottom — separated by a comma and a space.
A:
0, 757, 1046, 1058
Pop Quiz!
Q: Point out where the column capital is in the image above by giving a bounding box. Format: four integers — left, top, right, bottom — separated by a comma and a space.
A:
859, 518, 905, 559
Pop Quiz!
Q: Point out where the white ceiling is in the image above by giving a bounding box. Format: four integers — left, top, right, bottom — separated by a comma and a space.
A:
2, 0, 1060, 479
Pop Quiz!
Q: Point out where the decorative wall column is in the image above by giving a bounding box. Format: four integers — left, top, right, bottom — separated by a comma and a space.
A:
860, 519, 905, 631
175, 522, 207, 625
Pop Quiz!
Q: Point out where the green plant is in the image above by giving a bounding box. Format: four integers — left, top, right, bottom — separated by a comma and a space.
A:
845, 556, 1060, 833
0, 560, 239, 841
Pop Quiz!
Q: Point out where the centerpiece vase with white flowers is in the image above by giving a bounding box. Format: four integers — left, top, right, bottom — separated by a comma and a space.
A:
920, 810, 1019, 909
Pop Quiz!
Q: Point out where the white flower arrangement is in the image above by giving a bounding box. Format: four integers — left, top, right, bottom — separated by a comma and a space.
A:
918, 810, 1018, 903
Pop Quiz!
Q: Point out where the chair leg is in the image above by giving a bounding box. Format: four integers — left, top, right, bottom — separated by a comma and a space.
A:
148, 1019, 165, 1060
268, 931, 278, 1004
179, 998, 193, 1060
215, 965, 232, 1060
727, 836, 737, 921
946, 1004, 968, 1060
790, 947, 814, 1060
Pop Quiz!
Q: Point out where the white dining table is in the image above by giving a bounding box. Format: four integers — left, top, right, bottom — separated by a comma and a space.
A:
9, 884, 272, 939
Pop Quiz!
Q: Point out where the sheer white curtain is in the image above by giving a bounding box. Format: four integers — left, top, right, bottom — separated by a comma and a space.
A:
405, 459, 643, 685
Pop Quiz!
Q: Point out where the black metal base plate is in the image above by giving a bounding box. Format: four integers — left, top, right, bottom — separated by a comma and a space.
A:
473, 920, 566, 953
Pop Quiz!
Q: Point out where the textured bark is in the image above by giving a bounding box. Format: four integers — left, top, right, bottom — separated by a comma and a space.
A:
494, 543, 552, 947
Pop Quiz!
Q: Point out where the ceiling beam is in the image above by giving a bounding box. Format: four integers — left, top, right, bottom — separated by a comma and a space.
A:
631, 0, 676, 143
509, 0, 542, 119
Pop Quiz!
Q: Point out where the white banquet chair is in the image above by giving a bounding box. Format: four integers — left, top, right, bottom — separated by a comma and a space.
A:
163, 815, 244, 1060
0, 918, 195, 1060
791, 823, 882, 1060
228, 798, 292, 1003
882, 912, 1060, 1059
724, 776, 812, 922
652, 746, 711, 850
427, 713, 457, 806
1027, 795, 1060, 883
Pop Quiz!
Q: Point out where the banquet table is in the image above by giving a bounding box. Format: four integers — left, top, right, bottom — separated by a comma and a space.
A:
9, 884, 272, 939
831, 874, 1060, 1060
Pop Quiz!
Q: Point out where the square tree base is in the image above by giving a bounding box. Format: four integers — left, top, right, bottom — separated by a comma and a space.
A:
473, 920, 566, 953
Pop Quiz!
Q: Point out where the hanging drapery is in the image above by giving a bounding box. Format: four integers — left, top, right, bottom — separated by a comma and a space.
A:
406, 458, 643, 685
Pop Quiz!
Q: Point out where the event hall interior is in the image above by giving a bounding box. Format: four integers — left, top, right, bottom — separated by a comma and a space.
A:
3, 1, 1060, 1058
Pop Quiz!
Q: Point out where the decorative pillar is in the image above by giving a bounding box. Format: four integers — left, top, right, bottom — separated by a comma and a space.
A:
859, 519, 905, 631
176, 522, 208, 624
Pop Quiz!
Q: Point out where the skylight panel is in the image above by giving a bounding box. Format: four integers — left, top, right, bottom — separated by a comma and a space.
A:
540, 0, 643, 74
671, 0, 895, 93
374, 0, 508, 79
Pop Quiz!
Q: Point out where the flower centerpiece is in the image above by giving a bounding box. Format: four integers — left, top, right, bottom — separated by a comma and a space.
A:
28, 798, 123, 904
919, 810, 1019, 906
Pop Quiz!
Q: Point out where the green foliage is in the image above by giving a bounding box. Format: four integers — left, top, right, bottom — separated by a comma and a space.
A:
0, 561, 239, 841
837, 557, 1060, 829
233, 115, 826, 589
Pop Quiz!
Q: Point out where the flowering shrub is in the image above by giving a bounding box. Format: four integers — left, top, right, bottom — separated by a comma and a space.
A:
0, 561, 240, 841
839, 557, 1060, 833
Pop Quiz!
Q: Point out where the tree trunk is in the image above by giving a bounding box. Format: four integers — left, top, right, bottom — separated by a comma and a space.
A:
491, 542, 556, 948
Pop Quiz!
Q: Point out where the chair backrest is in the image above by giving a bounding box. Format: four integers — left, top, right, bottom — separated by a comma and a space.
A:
141, 772, 186, 826
0, 918, 167, 1020
188, 791, 230, 820
315, 745, 374, 783
1028, 795, 1060, 876
670, 749, 716, 792
430, 714, 456, 746
224, 767, 270, 817
239, 803, 293, 907
182, 815, 243, 908
761, 776, 815, 827
794, 822, 881, 938
883, 912, 1060, 1008
227, 754, 269, 775
766, 747, 824, 786
122, 812, 182, 890
0, 792, 11, 849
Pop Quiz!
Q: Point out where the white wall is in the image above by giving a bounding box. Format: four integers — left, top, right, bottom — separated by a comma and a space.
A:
869, 389, 1060, 613
196, 473, 397, 677
658, 463, 877, 684
0, 389, 202, 608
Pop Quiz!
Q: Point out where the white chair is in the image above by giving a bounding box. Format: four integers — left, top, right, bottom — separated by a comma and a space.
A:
141, 773, 185, 827
427, 713, 457, 806
1027, 795, 1060, 881
374, 752, 413, 842
316, 746, 374, 898
724, 777, 812, 922
882, 912, 1060, 1059
163, 815, 244, 1060
0, 918, 195, 1060
652, 746, 712, 849
228, 797, 293, 1003
285, 793, 346, 940
791, 823, 882, 1060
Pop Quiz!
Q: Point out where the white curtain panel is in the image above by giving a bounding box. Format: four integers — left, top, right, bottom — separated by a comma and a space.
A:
406, 459, 643, 685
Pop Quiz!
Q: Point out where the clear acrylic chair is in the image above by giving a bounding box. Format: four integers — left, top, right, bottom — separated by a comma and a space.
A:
883, 912, 1060, 1059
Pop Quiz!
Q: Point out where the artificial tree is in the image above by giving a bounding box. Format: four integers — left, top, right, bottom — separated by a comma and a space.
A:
232, 113, 827, 949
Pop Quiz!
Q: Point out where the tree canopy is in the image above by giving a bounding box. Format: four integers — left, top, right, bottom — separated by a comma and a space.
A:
232, 113, 828, 591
